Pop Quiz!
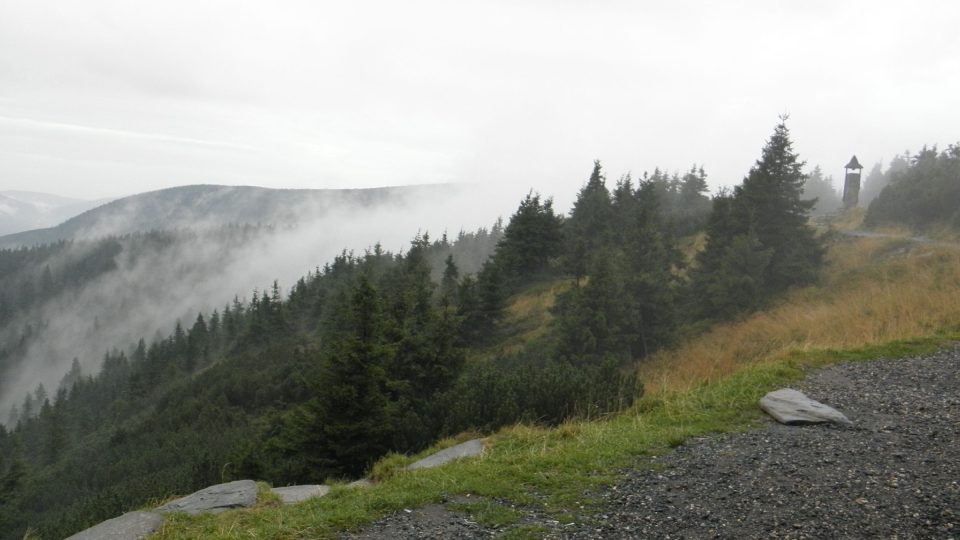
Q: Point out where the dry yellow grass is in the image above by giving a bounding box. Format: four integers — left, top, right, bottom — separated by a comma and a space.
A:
824, 207, 865, 230
468, 278, 571, 360
641, 235, 960, 394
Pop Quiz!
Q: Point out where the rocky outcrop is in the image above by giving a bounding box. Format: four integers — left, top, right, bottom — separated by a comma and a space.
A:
64, 511, 164, 540
272, 484, 330, 504
66, 439, 488, 539
405, 439, 485, 471
349, 478, 374, 488
759, 388, 853, 426
155, 479, 258, 515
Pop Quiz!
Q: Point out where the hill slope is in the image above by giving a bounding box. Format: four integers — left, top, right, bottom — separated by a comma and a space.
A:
0, 191, 106, 237
0, 182, 498, 431
0, 184, 457, 248
148, 233, 960, 539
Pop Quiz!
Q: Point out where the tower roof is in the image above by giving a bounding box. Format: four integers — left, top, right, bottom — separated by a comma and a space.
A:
845, 155, 863, 170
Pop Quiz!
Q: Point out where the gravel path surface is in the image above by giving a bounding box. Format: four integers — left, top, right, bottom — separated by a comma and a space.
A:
346, 503, 494, 539
349, 347, 960, 539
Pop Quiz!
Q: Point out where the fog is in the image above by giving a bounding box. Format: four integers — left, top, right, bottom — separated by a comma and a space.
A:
0, 183, 522, 421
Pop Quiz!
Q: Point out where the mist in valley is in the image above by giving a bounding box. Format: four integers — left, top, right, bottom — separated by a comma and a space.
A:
0, 183, 521, 422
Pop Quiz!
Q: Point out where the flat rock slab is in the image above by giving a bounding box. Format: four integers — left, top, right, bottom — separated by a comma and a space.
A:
65, 511, 164, 540
272, 484, 330, 504
760, 388, 852, 426
405, 439, 484, 471
155, 479, 258, 515
348, 478, 373, 488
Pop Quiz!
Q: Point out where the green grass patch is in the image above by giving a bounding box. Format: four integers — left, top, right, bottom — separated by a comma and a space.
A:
153, 335, 958, 539
776, 334, 958, 369
256, 481, 282, 508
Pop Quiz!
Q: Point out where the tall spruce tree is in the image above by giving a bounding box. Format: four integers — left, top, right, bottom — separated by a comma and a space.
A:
291, 276, 392, 478
553, 249, 634, 363
494, 192, 564, 286
554, 176, 679, 362
564, 161, 613, 283
621, 180, 680, 355
457, 260, 506, 345
691, 117, 823, 319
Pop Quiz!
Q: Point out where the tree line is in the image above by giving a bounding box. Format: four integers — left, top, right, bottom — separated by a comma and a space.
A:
865, 144, 960, 230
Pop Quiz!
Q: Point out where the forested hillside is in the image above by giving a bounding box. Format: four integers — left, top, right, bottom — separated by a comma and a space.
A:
0, 120, 827, 539
865, 144, 960, 230
0, 184, 505, 424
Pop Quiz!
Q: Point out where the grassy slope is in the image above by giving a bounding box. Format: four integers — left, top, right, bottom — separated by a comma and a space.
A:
151, 233, 960, 539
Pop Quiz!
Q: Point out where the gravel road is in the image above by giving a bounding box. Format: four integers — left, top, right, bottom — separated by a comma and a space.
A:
350, 347, 960, 539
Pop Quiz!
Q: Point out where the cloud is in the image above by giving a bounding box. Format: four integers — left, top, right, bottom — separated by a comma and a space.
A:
0, 115, 260, 152
0, 2, 958, 200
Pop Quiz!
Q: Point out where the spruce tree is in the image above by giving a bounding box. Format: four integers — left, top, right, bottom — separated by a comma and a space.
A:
553, 249, 634, 363
294, 276, 393, 477
564, 161, 614, 283
495, 192, 564, 285
440, 255, 459, 302
457, 260, 506, 345
691, 117, 823, 319
621, 180, 679, 356
738, 117, 822, 295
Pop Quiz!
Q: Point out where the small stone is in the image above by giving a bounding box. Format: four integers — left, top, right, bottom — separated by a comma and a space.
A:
759, 388, 853, 426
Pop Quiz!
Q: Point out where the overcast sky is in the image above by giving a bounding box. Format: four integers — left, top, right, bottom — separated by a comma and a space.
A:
1, 0, 958, 208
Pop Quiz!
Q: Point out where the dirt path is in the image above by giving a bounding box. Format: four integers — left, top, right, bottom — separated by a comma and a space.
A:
839, 229, 959, 250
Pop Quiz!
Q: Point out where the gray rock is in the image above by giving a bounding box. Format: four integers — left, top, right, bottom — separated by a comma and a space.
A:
65, 511, 164, 540
272, 484, 330, 504
348, 478, 373, 488
405, 439, 484, 471
155, 479, 258, 515
760, 388, 853, 426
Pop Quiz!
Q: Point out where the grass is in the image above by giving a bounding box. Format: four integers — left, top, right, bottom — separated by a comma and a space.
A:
153, 234, 960, 539
471, 278, 570, 360
642, 235, 960, 394
153, 336, 957, 539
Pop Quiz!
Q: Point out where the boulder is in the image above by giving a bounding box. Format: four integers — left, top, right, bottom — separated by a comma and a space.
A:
760, 388, 853, 426
271, 484, 330, 504
65, 511, 164, 540
348, 478, 373, 488
405, 439, 484, 471
155, 479, 258, 515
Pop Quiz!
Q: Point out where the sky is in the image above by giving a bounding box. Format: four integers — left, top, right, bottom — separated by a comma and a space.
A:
1, 0, 959, 210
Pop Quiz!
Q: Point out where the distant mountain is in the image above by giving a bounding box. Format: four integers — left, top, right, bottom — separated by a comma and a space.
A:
0, 184, 454, 248
0, 181, 490, 419
0, 191, 107, 237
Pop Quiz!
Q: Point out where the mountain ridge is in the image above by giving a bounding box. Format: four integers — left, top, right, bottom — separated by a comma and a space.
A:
0, 183, 459, 248
0, 191, 107, 237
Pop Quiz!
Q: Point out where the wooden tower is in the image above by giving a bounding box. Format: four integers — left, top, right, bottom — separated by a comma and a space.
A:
842, 155, 863, 209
